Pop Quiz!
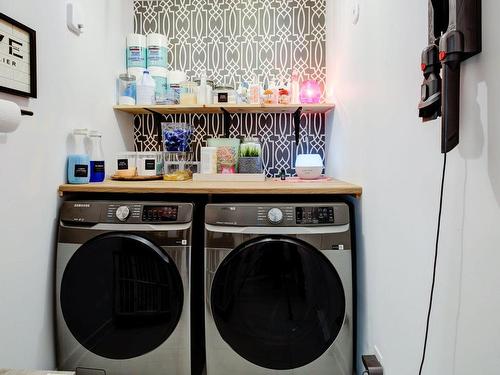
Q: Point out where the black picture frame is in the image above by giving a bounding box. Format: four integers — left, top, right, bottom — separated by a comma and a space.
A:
0, 12, 37, 98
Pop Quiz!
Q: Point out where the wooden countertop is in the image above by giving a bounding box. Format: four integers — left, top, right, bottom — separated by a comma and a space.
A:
0, 371, 74, 375
58, 178, 362, 197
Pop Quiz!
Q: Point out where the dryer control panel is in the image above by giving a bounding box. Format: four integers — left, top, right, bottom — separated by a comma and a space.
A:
296, 206, 335, 225
206, 203, 349, 227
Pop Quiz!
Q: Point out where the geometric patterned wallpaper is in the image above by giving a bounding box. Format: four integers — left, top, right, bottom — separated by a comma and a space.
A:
133, 0, 326, 177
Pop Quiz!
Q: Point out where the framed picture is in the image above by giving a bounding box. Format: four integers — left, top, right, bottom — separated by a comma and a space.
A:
0, 13, 37, 98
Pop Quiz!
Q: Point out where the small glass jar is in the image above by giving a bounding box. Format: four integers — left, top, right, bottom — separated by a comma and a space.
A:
115, 152, 137, 177
117, 73, 136, 105
279, 88, 290, 104
165, 84, 181, 104
213, 85, 236, 104
136, 151, 161, 177
180, 81, 198, 105
163, 161, 200, 181
263, 89, 274, 104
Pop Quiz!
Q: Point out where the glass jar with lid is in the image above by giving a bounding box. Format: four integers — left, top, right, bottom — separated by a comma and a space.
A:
179, 81, 198, 105
213, 85, 237, 104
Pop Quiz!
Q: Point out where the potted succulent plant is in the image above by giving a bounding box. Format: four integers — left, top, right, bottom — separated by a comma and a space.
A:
239, 143, 262, 174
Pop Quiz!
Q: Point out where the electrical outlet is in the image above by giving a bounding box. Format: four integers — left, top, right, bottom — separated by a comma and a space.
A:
362, 354, 383, 375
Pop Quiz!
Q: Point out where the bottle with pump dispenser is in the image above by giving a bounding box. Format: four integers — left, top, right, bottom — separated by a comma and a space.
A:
197, 70, 207, 105
89, 130, 105, 182
290, 69, 300, 104
67, 129, 90, 184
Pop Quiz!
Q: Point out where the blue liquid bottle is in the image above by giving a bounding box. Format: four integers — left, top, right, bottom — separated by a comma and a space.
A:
89, 130, 105, 182
67, 129, 90, 184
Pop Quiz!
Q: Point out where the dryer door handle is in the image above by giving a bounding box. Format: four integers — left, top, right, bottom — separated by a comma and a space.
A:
205, 223, 350, 235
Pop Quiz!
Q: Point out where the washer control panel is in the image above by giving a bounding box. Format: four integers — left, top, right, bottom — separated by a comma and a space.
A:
142, 205, 178, 222
60, 201, 193, 224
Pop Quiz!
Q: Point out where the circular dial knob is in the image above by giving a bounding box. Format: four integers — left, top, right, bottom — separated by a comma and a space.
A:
267, 208, 284, 224
115, 206, 130, 222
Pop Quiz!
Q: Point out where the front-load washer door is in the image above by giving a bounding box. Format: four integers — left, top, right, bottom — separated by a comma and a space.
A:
211, 236, 346, 370
60, 233, 184, 360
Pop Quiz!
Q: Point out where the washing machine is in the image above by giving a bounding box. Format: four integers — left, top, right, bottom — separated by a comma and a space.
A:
56, 201, 193, 375
204, 203, 354, 375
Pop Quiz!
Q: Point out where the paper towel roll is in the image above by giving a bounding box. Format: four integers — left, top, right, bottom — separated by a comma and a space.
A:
0, 99, 22, 133
147, 33, 169, 68
126, 33, 147, 69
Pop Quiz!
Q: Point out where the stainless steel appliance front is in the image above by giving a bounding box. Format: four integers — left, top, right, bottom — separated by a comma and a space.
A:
56, 201, 193, 375
204, 203, 353, 375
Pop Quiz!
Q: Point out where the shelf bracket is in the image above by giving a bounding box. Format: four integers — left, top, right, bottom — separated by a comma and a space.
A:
221, 107, 231, 138
145, 108, 164, 151
294, 107, 303, 146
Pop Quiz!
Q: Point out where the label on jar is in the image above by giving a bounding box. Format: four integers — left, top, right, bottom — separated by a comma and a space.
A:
217, 92, 229, 103
145, 159, 156, 170
74, 164, 89, 178
93, 161, 105, 173
117, 159, 129, 170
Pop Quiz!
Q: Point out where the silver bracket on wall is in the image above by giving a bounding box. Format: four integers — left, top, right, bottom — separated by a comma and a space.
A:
294, 107, 303, 146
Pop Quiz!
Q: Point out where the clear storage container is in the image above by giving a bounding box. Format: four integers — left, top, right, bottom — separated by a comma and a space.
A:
213, 85, 236, 104
179, 81, 198, 105
137, 151, 161, 176
117, 73, 136, 105
115, 152, 137, 177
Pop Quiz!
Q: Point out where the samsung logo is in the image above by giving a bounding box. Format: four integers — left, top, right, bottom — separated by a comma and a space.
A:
73, 203, 90, 208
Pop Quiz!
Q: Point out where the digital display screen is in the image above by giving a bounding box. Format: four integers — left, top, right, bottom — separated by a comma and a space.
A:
143, 206, 178, 222
296, 206, 334, 224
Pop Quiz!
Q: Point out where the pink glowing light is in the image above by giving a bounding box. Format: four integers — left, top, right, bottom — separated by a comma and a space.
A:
299, 80, 321, 104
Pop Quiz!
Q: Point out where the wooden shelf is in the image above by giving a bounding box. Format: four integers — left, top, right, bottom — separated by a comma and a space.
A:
58, 178, 362, 197
113, 103, 335, 115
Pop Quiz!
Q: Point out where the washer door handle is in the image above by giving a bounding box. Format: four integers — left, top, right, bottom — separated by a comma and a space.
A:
60, 221, 192, 231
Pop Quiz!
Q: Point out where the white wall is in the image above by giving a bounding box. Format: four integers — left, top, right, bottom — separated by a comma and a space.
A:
326, 0, 500, 374
0, 0, 133, 369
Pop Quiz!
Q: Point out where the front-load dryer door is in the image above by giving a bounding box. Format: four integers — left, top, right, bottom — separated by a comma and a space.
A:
211, 236, 346, 370
60, 233, 184, 360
